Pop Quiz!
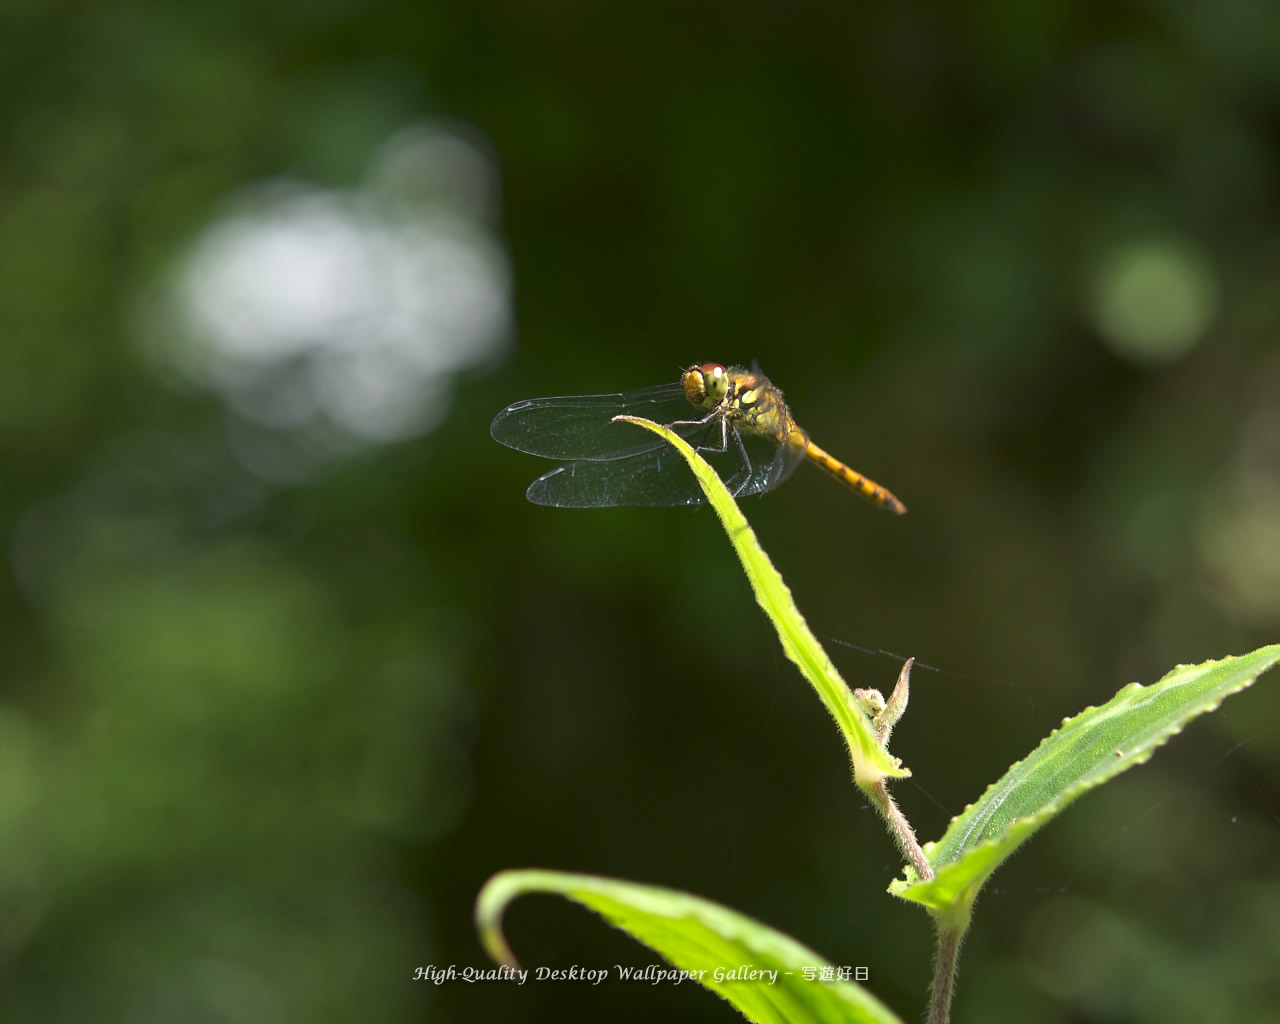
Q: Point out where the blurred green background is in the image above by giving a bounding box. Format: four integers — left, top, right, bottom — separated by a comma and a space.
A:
3, 2, 1279, 1022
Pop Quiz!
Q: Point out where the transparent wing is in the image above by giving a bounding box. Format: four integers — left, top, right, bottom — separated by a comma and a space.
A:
527, 444, 709, 507
527, 428, 807, 508
490, 381, 691, 461
755, 434, 808, 495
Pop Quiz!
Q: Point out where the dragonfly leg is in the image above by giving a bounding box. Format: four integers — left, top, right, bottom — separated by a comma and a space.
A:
667, 410, 730, 453
726, 423, 755, 496
666, 411, 755, 495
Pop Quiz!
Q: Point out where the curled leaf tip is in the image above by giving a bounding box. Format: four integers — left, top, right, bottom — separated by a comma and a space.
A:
475, 871, 524, 970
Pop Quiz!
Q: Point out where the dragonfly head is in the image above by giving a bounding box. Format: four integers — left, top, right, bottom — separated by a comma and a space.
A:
682, 362, 729, 410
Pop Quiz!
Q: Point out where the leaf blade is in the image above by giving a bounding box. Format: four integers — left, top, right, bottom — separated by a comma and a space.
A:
476, 869, 904, 1024
893, 645, 1280, 912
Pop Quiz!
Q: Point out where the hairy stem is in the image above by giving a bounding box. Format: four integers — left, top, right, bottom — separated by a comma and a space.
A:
865, 778, 932, 882
859, 658, 931, 880
927, 906, 971, 1024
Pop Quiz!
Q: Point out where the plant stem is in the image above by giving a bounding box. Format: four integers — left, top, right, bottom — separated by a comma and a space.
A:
865, 778, 932, 882
860, 658, 932, 880
927, 905, 971, 1024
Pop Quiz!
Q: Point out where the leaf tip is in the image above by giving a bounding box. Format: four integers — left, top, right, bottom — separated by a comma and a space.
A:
475, 871, 524, 970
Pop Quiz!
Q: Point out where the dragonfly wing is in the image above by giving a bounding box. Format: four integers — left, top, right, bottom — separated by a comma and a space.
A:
753, 433, 809, 496
715, 430, 804, 499
526, 446, 706, 507
525, 417, 755, 508
490, 382, 690, 460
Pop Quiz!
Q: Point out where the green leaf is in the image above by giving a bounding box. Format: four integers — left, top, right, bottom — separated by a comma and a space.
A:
892, 645, 1280, 913
613, 416, 907, 785
476, 869, 904, 1024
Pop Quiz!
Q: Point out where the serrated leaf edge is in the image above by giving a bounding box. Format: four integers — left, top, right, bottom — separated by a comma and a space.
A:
890, 647, 1279, 909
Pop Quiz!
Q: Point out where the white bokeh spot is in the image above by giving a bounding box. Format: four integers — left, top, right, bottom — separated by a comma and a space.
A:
154, 121, 511, 476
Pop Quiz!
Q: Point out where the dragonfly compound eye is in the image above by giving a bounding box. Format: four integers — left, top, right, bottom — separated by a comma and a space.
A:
680, 360, 711, 407
699, 363, 729, 403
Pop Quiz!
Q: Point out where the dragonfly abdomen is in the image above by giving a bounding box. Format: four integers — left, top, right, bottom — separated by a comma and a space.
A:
802, 438, 908, 515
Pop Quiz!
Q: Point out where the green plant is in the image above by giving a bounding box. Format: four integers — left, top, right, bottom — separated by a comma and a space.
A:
476, 417, 1280, 1023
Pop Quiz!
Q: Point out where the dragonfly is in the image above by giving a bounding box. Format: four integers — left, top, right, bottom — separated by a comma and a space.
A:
490, 362, 907, 513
